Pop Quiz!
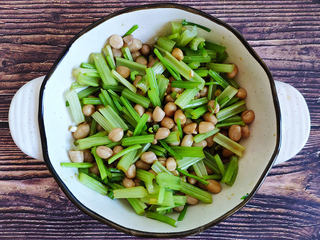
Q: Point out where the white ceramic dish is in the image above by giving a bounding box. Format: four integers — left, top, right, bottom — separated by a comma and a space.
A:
9, 4, 310, 237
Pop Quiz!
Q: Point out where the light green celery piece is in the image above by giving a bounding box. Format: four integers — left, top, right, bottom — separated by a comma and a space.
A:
171, 146, 205, 158
102, 44, 115, 68
76, 136, 112, 150
171, 21, 182, 34
208, 63, 235, 73
214, 133, 245, 157
192, 160, 208, 177
121, 46, 133, 61
133, 143, 151, 162
72, 68, 100, 78
164, 131, 180, 145
127, 198, 147, 215
90, 53, 118, 86
121, 88, 150, 108
156, 172, 181, 190
78, 172, 108, 195
120, 96, 140, 123
108, 144, 142, 164
99, 106, 128, 131
157, 75, 169, 102
133, 113, 149, 136
216, 85, 238, 108
113, 186, 148, 198
91, 147, 108, 180
117, 150, 138, 172
216, 100, 246, 121
178, 25, 197, 47
77, 73, 99, 87
193, 128, 220, 143
101, 89, 118, 113
152, 62, 166, 75
177, 157, 203, 170
111, 69, 137, 93
157, 186, 166, 205
122, 135, 155, 146
136, 169, 155, 194
156, 37, 176, 52
161, 190, 175, 207
116, 57, 146, 74
60, 162, 93, 168
146, 211, 177, 227
151, 161, 172, 175
65, 90, 85, 124
146, 68, 161, 107
173, 195, 187, 206
175, 88, 199, 109
180, 181, 212, 203
189, 37, 205, 51
91, 112, 113, 132
184, 97, 208, 109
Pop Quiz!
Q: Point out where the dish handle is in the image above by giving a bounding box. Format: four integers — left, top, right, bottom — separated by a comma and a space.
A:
8, 77, 310, 165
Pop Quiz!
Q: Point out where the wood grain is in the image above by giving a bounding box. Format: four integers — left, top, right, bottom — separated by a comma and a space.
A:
0, 0, 319, 239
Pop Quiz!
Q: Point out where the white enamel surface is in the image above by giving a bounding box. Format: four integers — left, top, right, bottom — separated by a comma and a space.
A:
7, 6, 309, 235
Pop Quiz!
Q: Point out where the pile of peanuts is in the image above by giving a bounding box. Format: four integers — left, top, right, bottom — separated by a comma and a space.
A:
69, 33, 255, 207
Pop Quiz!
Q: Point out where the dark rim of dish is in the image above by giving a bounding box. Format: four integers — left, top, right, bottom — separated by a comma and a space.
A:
38, 3, 281, 238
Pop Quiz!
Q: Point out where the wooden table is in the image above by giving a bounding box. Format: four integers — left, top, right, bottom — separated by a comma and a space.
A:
1, 1, 319, 239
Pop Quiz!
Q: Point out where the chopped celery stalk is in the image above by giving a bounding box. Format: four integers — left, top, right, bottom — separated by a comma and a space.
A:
163, 50, 205, 84
216, 100, 246, 121
89, 119, 97, 136
168, 32, 180, 40
217, 51, 228, 62
127, 198, 147, 215
208, 63, 235, 73
170, 146, 205, 158
178, 205, 188, 221
177, 157, 203, 170
156, 172, 181, 190
184, 97, 208, 109
205, 41, 226, 54
146, 212, 177, 227
178, 25, 197, 47
225, 96, 240, 107
60, 162, 93, 168
194, 69, 208, 77
228, 78, 240, 88
123, 24, 138, 37
177, 168, 209, 185
108, 144, 142, 164
174, 195, 187, 206
111, 70, 136, 93
103, 85, 125, 92
109, 91, 123, 112
221, 156, 239, 185
101, 89, 118, 113
122, 88, 150, 108
216, 120, 245, 128
207, 79, 214, 100
77, 87, 99, 100
203, 174, 222, 180
122, 135, 155, 146
193, 128, 220, 143
190, 105, 207, 119
212, 153, 225, 176
159, 140, 182, 160
188, 62, 201, 69
164, 131, 180, 145
113, 186, 148, 199
102, 45, 115, 69
171, 81, 202, 89
99, 106, 128, 130
79, 172, 108, 195
133, 113, 149, 136
149, 145, 167, 155
150, 148, 165, 157
214, 133, 245, 157
136, 77, 148, 93
122, 108, 137, 127
91, 147, 108, 180
116, 57, 146, 74
208, 70, 229, 89
90, 53, 118, 86
157, 186, 166, 204
193, 160, 208, 177
77, 73, 99, 87
156, 37, 176, 52
82, 97, 102, 105
157, 75, 169, 102
151, 160, 172, 175
152, 62, 166, 75
177, 119, 183, 139
73, 68, 100, 78
87, 131, 108, 138
146, 68, 161, 107
154, 48, 181, 81
171, 21, 182, 34
181, 19, 211, 32
161, 190, 175, 207
183, 55, 211, 63
121, 46, 133, 61
133, 143, 151, 162
216, 85, 238, 108
203, 151, 220, 174
99, 92, 107, 106
65, 90, 85, 124
130, 70, 139, 81
117, 150, 138, 172
80, 63, 96, 69
189, 37, 206, 51
76, 136, 112, 150
136, 169, 155, 193
180, 181, 212, 203
175, 88, 199, 109
120, 96, 140, 123
106, 142, 120, 148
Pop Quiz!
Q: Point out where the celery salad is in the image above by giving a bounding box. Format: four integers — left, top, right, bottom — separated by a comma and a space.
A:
62, 20, 255, 227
